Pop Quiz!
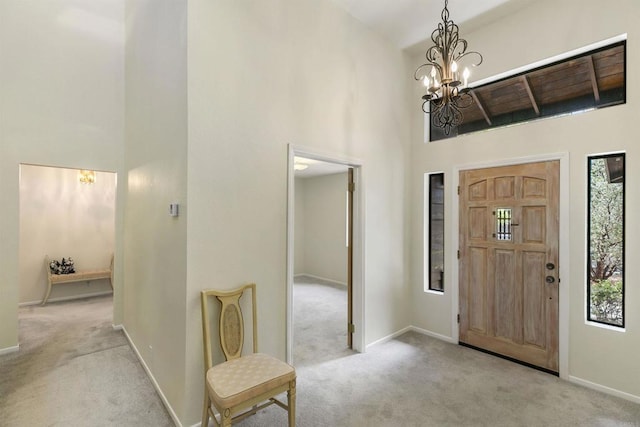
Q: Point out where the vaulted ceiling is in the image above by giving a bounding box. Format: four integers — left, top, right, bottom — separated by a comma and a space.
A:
329, 0, 625, 141
329, 0, 516, 49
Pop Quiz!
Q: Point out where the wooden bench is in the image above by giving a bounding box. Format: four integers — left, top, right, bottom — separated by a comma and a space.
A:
42, 255, 114, 305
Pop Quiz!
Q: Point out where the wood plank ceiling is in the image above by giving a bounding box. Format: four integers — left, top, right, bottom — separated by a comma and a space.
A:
462, 44, 625, 126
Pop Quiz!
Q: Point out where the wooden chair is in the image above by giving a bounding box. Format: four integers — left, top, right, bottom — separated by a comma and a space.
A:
201, 284, 296, 426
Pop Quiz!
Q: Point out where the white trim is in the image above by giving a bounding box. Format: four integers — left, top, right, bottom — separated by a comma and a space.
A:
410, 325, 457, 344
366, 326, 412, 350
470, 34, 627, 88
121, 326, 182, 427
112, 324, 123, 331
423, 171, 445, 292
585, 321, 625, 333
452, 152, 570, 379
287, 144, 366, 362
19, 290, 113, 307
0, 345, 19, 356
365, 326, 458, 349
569, 376, 640, 405
294, 273, 347, 288
584, 150, 626, 331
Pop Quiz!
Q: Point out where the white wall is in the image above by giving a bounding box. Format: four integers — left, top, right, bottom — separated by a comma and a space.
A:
124, 0, 188, 422
0, 0, 125, 350
19, 166, 115, 304
184, 0, 411, 424
295, 173, 349, 284
410, 0, 640, 401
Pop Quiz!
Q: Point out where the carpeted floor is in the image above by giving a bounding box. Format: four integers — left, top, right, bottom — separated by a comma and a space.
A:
293, 275, 353, 367
3, 284, 640, 427
238, 277, 640, 427
0, 295, 173, 426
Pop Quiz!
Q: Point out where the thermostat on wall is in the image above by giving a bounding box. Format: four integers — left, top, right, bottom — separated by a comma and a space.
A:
169, 203, 179, 217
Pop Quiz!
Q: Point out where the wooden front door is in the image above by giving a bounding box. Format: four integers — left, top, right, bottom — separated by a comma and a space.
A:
459, 160, 559, 372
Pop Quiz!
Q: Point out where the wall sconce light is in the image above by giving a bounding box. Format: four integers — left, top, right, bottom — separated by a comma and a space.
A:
79, 170, 96, 184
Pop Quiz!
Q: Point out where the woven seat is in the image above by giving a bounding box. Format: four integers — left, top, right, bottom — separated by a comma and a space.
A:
201, 284, 296, 426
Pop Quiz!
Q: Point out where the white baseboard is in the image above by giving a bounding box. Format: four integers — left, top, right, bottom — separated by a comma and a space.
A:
569, 375, 640, 404
0, 345, 19, 356
366, 325, 458, 350
112, 324, 123, 331
19, 290, 113, 307
294, 273, 347, 287
409, 325, 458, 344
366, 326, 412, 350
369, 326, 640, 406
121, 326, 182, 427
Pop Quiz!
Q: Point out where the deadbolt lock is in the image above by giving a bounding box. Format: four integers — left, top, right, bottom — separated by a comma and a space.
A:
546, 263, 555, 270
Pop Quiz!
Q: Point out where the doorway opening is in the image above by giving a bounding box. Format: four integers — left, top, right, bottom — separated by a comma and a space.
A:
18, 164, 116, 313
286, 146, 364, 364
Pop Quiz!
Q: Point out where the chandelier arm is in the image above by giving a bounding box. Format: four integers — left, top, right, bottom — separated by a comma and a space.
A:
414, 63, 431, 81
455, 50, 483, 68
422, 100, 430, 114
452, 91, 474, 109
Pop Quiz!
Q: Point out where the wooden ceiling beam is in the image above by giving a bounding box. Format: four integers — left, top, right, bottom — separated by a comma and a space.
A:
520, 76, 540, 116
586, 55, 601, 103
470, 90, 492, 125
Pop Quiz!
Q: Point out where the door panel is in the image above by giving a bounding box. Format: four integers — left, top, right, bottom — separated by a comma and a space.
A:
468, 247, 488, 333
459, 160, 559, 372
523, 251, 546, 348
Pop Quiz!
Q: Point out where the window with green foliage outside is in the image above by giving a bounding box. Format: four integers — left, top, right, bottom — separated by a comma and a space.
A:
588, 153, 625, 327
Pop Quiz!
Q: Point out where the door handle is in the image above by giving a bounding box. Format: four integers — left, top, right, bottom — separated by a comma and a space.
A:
545, 276, 555, 284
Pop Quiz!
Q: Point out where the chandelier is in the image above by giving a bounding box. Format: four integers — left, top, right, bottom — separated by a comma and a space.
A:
414, 0, 483, 135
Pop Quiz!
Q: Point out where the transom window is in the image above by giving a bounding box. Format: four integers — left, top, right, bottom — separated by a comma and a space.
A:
429, 40, 626, 141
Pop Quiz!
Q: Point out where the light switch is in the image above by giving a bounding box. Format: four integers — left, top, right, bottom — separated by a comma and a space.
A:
169, 203, 179, 217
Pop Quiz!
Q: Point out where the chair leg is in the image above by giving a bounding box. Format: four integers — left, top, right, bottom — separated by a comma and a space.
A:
202, 391, 210, 427
221, 408, 232, 427
288, 379, 297, 427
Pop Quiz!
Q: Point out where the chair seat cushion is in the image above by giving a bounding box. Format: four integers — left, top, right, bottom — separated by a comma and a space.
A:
206, 353, 296, 409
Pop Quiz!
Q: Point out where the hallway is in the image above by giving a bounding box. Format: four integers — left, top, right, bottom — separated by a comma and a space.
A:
0, 296, 172, 426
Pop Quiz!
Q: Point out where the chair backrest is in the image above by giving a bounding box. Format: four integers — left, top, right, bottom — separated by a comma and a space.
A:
201, 283, 258, 371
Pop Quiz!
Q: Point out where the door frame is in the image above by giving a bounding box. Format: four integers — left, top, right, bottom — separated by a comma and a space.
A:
451, 152, 570, 379
285, 144, 365, 363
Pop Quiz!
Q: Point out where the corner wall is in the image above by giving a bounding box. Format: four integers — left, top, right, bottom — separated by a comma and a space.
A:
184, 0, 412, 424
0, 0, 125, 350
124, 0, 189, 421
409, 0, 640, 401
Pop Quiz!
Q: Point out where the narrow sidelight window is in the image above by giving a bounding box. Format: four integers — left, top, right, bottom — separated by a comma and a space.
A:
426, 173, 445, 292
587, 153, 625, 327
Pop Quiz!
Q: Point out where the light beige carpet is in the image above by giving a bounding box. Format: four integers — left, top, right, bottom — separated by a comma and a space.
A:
236, 277, 640, 426
0, 295, 173, 427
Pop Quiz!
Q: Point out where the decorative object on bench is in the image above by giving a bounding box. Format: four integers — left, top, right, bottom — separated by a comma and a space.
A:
42, 255, 114, 306
49, 257, 76, 275
201, 283, 296, 426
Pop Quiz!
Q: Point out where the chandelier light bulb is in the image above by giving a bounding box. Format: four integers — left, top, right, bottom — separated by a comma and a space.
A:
463, 67, 470, 88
